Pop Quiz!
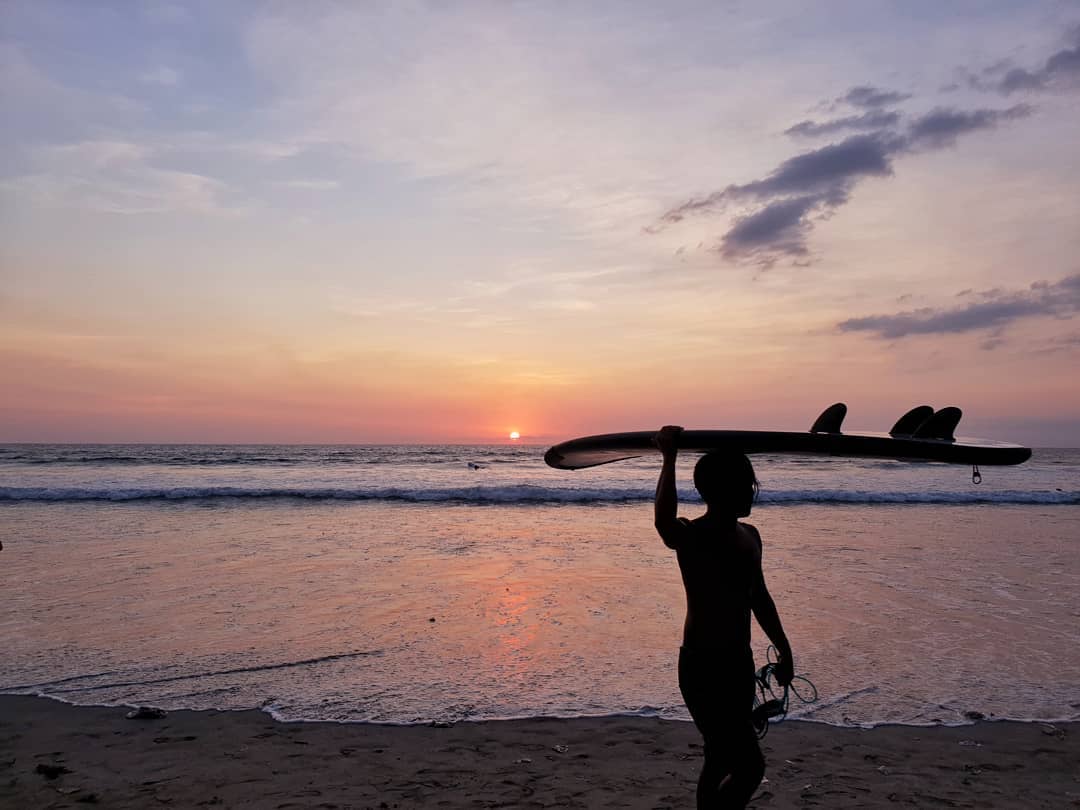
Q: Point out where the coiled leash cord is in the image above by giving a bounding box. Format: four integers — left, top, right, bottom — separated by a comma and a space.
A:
751, 645, 818, 739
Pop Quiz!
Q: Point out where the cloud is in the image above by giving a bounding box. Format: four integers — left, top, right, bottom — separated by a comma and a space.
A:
785, 109, 900, 138
274, 179, 340, 190
1034, 331, 1080, 354
44, 139, 152, 168
838, 85, 912, 108
139, 66, 182, 87
9, 168, 237, 216
0, 43, 141, 126
655, 103, 1028, 266
995, 26, 1080, 94
718, 194, 827, 265
660, 132, 897, 228
241, 4, 733, 245
142, 1, 190, 25
7, 139, 244, 215
837, 274, 1080, 339
906, 104, 1032, 148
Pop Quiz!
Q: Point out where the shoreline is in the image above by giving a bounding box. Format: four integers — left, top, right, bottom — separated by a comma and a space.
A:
3, 696, 1077, 809
7, 689, 1080, 732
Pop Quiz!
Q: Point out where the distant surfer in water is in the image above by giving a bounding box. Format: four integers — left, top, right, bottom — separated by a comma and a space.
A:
653, 425, 794, 809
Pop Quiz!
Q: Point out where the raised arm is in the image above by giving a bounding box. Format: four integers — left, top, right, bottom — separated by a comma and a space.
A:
654, 425, 691, 549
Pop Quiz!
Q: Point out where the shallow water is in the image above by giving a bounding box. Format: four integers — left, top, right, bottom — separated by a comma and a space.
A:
2, 445, 1078, 727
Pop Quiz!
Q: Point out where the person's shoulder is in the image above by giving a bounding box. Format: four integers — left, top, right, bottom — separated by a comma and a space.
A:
670, 516, 704, 550
738, 521, 763, 547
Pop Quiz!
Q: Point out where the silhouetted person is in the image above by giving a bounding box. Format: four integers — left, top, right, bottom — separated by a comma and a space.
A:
653, 426, 794, 809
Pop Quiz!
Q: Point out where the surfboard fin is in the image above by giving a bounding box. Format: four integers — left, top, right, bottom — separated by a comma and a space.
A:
810, 402, 846, 434
913, 406, 962, 441
890, 405, 934, 437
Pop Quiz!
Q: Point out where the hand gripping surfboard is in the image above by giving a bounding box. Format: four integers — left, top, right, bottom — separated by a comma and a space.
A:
543, 404, 1032, 470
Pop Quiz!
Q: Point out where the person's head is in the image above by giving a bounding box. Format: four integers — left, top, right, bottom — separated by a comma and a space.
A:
693, 451, 758, 517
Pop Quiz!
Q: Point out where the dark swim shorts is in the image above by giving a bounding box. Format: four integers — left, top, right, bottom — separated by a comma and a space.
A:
678, 646, 759, 755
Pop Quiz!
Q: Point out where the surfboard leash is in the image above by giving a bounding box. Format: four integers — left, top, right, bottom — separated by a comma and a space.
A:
751, 645, 818, 739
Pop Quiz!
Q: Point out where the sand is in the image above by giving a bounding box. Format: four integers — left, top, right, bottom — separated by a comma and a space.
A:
1, 696, 1076, 809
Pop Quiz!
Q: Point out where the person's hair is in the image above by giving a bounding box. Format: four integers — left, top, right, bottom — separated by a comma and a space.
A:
693, 451, 759, 508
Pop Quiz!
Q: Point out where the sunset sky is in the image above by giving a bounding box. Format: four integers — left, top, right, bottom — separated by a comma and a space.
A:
2, 1, 1079, 445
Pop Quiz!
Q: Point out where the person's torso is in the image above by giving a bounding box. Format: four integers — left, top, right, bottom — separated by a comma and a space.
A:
676, 519, 761, 651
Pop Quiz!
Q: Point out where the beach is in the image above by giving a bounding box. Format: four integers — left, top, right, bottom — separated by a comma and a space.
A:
2, 696, 1077, 808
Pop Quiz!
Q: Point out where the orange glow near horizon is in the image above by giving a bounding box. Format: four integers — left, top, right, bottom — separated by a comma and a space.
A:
2, 332, 1078, 446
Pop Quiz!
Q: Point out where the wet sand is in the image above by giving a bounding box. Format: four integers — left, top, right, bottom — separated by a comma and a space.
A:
1, 696, 1076, 808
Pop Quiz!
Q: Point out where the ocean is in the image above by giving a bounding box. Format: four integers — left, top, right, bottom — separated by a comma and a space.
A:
1, 444, 1077, 729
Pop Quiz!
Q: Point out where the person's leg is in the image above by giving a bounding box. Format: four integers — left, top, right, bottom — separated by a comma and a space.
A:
679, 648, 763, 809
714, 659, 766, 808
679, 648, 737, 808
691, 713, 762, 809
712, 722, 764, 808
695, 743, 727, 808
680, 648, 721, 804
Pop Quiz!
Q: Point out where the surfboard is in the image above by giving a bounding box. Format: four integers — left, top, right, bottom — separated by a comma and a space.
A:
543, 404, 1032, 470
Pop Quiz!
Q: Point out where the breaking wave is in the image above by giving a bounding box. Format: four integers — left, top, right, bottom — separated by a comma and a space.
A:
1, 485, 1075, 505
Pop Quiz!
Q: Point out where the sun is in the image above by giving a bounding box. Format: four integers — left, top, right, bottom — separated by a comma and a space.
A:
508, 431, 520, 440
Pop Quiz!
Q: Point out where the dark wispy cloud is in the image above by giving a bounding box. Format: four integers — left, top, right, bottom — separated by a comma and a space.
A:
650, 28, 1080, 268
1035, 331, 1080, 354
721, 133, 898, 201
660, 133, 896, 228
837, 274, 1080, 340
839, 85, 912, 108
654, 104, 1030, 266
785, 103, 1028, 146
718, 194, 826, 262
906, 104, 1032, 148
995, 26, 1080, 94
785, 109, 901, 138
